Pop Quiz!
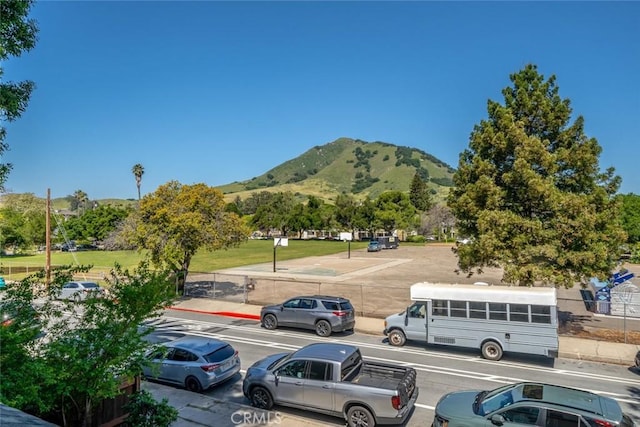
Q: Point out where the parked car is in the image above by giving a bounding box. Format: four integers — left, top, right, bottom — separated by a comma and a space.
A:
367, 241, 381, 252
55, 281, 104, 301
243, 343, 418, 427
433, 382, 636, 427
143, 336, 241, 392
0, 276, 5, 290
260, 295, 355, 337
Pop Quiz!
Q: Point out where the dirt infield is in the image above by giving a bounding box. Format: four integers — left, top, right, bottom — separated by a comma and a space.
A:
220, 244, 507, 318
182, 244, 640, 342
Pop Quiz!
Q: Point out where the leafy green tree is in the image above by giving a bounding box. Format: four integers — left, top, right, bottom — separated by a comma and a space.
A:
0, 193, 46, 250
251, 191, 297, 236
0, 0, 38, 190
132, 163, 144, 201
447, 64, 625, 287
409, 172, 432, 212
374, 191, 417, 234
618, 193, 640, 243
64, 205, 131, 241
304, 195, 333, 232
0, 263, 177, 426
242, 191, 276, 215
0, 207, 27, 250
354, 196, 377, 236
334, 194, 359, 234
129, 181, 249, 293
288, 201, 310, 238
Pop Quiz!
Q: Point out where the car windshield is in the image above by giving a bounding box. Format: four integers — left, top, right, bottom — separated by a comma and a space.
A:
82, 283, 99, 289
478, 384, 516, 415
268, 353, 291, 370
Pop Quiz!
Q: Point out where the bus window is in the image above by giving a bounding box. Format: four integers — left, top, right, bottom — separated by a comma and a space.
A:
510, 304, 529, 322
432, 299, 448, 316
469, 301, 487, 319
450, 300, 467, 318
531, 305, 552, 324
489, 303, 507, 321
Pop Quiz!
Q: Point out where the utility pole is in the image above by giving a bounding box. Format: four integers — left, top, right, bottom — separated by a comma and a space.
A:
46, 188, 51, 287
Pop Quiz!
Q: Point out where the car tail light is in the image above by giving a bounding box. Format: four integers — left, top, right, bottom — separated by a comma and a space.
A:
333, 311, 348, 317
1, 319, 13, 327
200, 364, 220, 372
590, 420, 614, 427
391, 395, 401, 410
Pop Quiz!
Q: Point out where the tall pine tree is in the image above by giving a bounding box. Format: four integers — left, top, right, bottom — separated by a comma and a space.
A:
409, 172, 432, 212
447, 64, 625, 287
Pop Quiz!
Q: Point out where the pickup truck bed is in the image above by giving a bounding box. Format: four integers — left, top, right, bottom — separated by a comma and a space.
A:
349, 362, 408, 388
346, 361, 417, 407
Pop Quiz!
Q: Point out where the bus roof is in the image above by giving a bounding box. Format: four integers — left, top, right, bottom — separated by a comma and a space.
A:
410, 282, 557, 306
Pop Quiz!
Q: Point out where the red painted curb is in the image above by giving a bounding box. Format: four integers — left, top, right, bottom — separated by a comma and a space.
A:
168, 306, 261, 321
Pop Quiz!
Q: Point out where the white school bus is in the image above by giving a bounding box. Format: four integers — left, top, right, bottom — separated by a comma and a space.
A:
383, 282, 558, 360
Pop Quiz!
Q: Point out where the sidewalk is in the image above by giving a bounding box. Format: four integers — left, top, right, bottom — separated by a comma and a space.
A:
143, 381, 322, 427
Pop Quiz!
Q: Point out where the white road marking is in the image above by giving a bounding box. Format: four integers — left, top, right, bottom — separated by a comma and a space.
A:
149, 315, 640, 404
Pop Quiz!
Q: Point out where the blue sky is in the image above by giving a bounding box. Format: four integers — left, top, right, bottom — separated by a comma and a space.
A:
3, 1, 639, 200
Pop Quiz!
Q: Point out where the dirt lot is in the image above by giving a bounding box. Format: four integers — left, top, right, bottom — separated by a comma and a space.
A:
211, 243, 640, 344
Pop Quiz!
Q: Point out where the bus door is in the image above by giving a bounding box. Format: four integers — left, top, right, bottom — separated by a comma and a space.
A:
405, 301, 427, 341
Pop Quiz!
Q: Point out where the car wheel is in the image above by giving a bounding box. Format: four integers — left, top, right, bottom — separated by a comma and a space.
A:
315, 319, 332, 337
185, 376, 203, 393
481, 340, 503, 361
250, 386, 274, 410
347, 405, 375, 427
263, 314, 278, 330
388, 329, 406, 346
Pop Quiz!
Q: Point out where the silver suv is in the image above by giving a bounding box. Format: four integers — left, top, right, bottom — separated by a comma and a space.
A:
433, 382, 635, 427
260, 295, 356, 337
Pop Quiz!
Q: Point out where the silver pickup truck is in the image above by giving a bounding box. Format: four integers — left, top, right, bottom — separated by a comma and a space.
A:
242, 342, 419, 427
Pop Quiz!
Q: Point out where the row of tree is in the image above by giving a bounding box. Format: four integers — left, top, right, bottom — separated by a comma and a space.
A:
0, 172, 435, 251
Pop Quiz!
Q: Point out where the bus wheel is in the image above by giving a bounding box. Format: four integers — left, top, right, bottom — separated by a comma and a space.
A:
481, 340, 503, 361
388, 330, 406, 346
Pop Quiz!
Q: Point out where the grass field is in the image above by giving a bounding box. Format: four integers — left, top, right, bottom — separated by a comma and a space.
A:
0, 239, 370, 280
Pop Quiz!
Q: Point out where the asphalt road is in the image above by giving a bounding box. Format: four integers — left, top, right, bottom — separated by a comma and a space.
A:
143, 310, 640, 425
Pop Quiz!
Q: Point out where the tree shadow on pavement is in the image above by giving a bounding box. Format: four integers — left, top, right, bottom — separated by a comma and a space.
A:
183, 280, 246, 300
626, 384, 639, 414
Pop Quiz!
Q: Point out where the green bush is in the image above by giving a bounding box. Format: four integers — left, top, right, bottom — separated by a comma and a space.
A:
124, 390, 178, 427
406, 235, 426, 243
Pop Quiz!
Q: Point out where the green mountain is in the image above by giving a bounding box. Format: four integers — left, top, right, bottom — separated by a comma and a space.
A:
1, 138, 456, 209
217, 137, 456, 203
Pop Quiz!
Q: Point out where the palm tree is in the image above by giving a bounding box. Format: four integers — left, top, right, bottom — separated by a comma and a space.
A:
73, 189, 88, 214
132, 164, 144, 201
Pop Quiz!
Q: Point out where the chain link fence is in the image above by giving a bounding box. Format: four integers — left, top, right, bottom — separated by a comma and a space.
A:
185, 272, 415, 318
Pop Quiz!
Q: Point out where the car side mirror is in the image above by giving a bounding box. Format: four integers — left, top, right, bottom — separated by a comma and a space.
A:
404, 307, 409, 326
490, 414, 505, 426
280, 306, 284, 311
274, 371, 280, 386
